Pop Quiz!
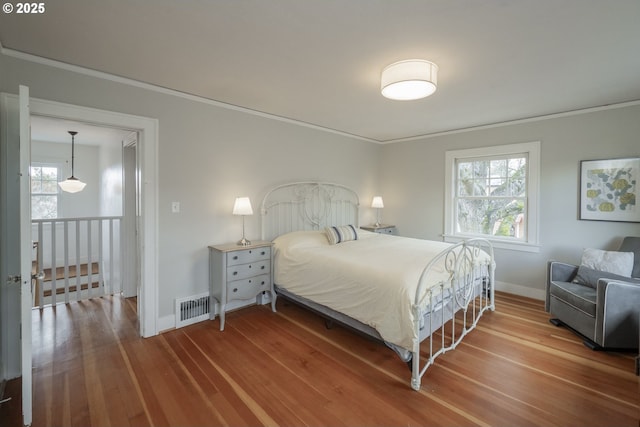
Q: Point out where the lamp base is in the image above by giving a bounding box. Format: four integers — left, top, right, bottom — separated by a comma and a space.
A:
237, 237, 252, 246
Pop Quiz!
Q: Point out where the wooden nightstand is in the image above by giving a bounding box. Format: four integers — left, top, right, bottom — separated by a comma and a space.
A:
360, 224, 397, 235
208, 240, 273, 331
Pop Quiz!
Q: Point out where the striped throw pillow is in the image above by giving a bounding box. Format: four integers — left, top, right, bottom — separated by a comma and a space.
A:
325, 225, 358, 245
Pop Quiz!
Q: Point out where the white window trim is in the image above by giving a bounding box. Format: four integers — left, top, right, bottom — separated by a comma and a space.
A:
444, 141, 541, 253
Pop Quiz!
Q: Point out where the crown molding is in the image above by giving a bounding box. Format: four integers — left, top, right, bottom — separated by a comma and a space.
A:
379, 99, 640, 144
0, 46, 380, 144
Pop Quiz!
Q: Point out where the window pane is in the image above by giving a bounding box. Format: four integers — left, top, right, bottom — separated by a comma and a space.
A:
456, 197, 526, 239
41, 166, 58, 180
473, 178, 488, 196
32, 195, 57, 219
41, 181, 59, 193
509, 175, 526, 197
473, 160, 490, 179
458, 162, 473, 196
456, 198, 489, 234
31, 166, 42, 180
31, 179, 42, 193
490, 159, 506, 178
490, 177, 505, 192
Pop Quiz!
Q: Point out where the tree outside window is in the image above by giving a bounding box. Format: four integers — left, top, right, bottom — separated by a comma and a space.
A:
31, 165, 59, 219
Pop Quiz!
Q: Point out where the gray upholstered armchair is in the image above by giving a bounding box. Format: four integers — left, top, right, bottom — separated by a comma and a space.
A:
546, 236, 640, 350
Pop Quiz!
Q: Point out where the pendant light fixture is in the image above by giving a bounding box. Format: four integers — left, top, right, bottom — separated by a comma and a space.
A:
58, 130, 86, 193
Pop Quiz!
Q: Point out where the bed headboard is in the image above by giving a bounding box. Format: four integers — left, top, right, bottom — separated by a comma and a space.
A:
261, 181, 360, 241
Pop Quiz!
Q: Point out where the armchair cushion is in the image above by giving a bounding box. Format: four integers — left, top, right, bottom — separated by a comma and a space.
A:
579, 248, 634, 277
573, 265, 640, 289
548, 280, 596, 317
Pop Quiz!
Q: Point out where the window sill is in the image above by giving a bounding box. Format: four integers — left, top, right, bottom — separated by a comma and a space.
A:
443, 234, 540, 253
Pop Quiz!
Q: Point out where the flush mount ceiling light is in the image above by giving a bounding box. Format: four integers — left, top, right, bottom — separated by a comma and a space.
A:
381, 59, 438, 101
58, 130, 86, 193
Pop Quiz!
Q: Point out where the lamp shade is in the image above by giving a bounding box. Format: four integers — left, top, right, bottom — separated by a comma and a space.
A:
381, 59, 438, 100
371, 196, 384, 209
58, 177, 87, 193
232, 197, 253, 215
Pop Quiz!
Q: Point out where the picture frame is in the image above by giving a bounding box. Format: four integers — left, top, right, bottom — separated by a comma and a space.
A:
580, 157, 639, 222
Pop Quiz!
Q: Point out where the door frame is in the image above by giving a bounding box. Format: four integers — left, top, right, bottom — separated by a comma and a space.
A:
3, 94, 159, 339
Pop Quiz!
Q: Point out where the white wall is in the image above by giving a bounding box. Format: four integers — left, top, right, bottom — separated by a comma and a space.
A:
99, 142, 123, 217
0, 52, 381, 321
380, 104, 640, 298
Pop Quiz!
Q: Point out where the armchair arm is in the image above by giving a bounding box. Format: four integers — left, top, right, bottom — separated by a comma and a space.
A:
595, 279, 640, 348
546, 261, 578, 311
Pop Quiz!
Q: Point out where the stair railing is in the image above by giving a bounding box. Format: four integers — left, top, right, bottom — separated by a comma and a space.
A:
31, 216, 123, 308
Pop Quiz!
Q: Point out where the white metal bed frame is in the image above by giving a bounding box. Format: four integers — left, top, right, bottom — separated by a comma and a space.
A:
261, 181, 495, 390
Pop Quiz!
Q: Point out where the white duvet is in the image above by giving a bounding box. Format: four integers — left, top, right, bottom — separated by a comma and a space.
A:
272, 230, 465, 350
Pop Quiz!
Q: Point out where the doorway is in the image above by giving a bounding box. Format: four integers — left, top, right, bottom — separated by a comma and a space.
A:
30, 115, 137, 307
26, 96, 159, 338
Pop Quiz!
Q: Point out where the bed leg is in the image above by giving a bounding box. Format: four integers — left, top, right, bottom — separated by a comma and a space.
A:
410, 350, 421, 391
411, 376, 421, 391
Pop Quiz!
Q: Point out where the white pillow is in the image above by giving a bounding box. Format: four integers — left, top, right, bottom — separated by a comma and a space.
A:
580, 248, 634, 277
273, 230, 327, 251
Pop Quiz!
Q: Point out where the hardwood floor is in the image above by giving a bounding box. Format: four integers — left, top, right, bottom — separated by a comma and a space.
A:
1, 292, 638, 426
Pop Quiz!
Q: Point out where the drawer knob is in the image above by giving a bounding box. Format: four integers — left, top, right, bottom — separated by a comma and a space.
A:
260, 265, 265, 270
261, 281, 265, 285
233, 288, 238, 293
261, 251, 266, 255
232, 271, 238, 276
233, 255, 238, 260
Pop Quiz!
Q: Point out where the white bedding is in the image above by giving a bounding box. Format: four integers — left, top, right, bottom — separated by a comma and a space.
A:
273, 229, 478, 350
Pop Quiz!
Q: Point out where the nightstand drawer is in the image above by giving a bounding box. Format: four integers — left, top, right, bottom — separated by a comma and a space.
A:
361, 224, 396, 235
227, 274, 271, 301
227, 259, 270, 280
227, 247, 271, 266
378, 227, 395, 234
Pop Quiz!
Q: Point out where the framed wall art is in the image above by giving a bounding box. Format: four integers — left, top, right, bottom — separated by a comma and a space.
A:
580, 157, 639, 222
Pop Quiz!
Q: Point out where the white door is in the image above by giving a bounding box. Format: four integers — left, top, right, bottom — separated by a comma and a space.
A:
19, 85, 33, 426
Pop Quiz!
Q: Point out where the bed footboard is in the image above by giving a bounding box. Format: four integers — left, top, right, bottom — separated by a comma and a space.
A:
410, 238, 495, 391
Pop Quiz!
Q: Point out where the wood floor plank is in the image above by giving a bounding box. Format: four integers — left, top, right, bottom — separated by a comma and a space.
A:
1, 292, 638, 427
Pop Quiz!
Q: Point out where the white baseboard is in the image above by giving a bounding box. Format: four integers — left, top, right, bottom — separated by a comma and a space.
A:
495, 280, 545, 301
158, 314, 175, 333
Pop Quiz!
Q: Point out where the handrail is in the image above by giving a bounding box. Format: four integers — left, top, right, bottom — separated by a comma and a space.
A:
32, 215, 123, 223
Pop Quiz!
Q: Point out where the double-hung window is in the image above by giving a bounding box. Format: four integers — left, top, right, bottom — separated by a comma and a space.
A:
31, 164, 60, 219
444, 141, 540, 252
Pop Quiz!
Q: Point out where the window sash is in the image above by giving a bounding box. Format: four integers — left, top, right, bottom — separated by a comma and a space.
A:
444, 141, 540, 252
